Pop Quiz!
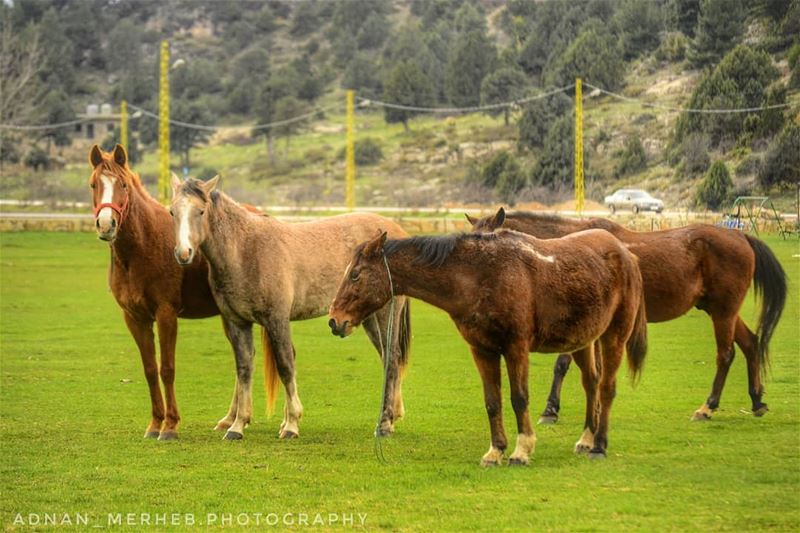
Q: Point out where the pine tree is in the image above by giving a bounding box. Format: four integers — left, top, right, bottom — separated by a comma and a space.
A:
688, 0, 746, 67
382, 61, 435, 132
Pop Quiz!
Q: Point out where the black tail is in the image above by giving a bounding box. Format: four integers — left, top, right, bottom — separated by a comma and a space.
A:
397, 298, 411, 374
745, 235, 787, 379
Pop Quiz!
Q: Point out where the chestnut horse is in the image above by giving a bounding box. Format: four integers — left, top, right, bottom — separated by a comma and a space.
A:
170, 176, 411, 440
89, 144, 221, 440
468, 208, 787, 423
329, 230, 647, 465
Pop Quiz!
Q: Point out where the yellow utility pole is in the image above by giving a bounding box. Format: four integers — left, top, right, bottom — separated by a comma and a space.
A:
158, 40, 170, 204
119, 100, 128, 153
574, 78, 584, 216
345, 90, 355, 210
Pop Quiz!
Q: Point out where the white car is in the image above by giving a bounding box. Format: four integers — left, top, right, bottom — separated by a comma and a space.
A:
604, 189, 664, 214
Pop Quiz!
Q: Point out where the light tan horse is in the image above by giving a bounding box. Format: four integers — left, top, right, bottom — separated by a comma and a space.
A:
170, 176, 411, 440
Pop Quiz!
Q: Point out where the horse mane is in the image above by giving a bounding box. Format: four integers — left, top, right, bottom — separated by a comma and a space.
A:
505, 210, 624, 233
384, 232, 514, 267
505, 211, 569, 224
91, 153, 150, 197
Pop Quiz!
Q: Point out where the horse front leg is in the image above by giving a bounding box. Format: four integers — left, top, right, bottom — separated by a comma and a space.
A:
570, 345, 599, 454
363, 299, 409, 436
155, 309, 180, 440
692, 314, 737, 421
215, 318, 239, 431
538, 353, 572, 424
505, 344, 535, 466
221, 319, 255, 440
123, 313, 163, 438
470, 346, 506, 467
264, 319, 303, 439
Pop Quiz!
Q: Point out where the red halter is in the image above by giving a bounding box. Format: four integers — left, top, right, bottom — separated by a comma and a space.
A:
93, 189, 130, 227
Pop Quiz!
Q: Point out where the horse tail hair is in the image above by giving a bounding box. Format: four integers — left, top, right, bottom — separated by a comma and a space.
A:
397, 298, 411, 376
261, 327, 279, 416
745, 234, 787, 379
626, 271, 648, 384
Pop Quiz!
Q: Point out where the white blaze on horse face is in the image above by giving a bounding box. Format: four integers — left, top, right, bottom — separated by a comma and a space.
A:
519, 242, 555, 263
96, 174, 117, 227
177, 201, 194, 255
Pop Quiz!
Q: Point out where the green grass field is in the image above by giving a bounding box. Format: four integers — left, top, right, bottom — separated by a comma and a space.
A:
1, 232, 798, 532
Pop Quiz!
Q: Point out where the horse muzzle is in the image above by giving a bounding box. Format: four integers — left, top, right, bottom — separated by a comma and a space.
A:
174, 246, 194, 266
328, 317, 353, 338
95, 217, 117, 241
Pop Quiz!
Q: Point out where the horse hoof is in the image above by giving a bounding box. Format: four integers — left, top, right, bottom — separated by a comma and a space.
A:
214, 422, 232, 431
574, 443, 592, 455
480, 458, 502, 468
279, 430, 298, 439
538, 415, 558, 425
224, 431, 243, 440
376, 424, 394, 437
588, 449, 607, 460
144, 431, 160, 439
508, 457, 529, 467
753, 405, 769, 417
158, 431, 179, 441
691, 411, 712, 421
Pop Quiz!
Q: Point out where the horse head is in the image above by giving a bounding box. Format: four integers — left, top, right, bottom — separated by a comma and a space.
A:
88, 144, 132, 241
170, 174, 219, 265
328, 231, 392, 338
466, 206, 506, 233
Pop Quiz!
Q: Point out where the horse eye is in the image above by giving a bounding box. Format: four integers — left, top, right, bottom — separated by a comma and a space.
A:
90, 183, 96, 189
198, 210, 205, 216
169, 209, 174, 216
350, 270, 360, 282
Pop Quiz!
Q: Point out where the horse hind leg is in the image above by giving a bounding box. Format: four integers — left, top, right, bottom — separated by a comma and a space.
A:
735, 317, 768, 417
692, 315, 737, 421
570, 346, 599, 454
123, 313, 164, 439
538, 354, 572, 424
264, 319, 303, 439
471, 346, 506, 467
506, 343, 536, 466
589, 337, 624, 459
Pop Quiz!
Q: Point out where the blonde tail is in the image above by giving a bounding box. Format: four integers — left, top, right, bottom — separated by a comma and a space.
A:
262, 327, 279, 416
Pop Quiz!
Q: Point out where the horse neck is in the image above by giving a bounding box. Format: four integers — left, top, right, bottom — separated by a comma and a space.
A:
386, 248, 467, 316
507, 215, 583, 239
201, 193, 266, 265
110, 185, 164, 261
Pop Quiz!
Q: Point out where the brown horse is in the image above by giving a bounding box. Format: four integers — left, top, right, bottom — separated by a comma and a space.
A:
88, 144, 221, 440
468, 208, 787, 423
329, 229, 647, 465
170, 176, 411, 440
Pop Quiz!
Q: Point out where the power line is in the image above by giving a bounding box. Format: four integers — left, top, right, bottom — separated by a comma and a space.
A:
127, 102, 345, 132
583, 82, 795, 114
360, 85, 576, 113
0, 118, 86, 131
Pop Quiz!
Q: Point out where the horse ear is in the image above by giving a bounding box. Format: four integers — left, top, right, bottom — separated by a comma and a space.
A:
171, 172, 182, 196
112, 144, 127, 167
491, 207, 506, 229
89, 145, 103, 167
465, 213, 478, 226
363, 231, 388, 258
202, 175, 221, 195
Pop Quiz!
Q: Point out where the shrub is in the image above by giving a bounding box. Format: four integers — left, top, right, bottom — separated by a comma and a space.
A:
24, 146, 50, 171
337, 138, 384, 166
477, 152, 528, 205
682, 133, 712, 175
656, 32, 688, 62
614, 134, 647, 178
759, 124, 800, 190
695, 160, 733, 210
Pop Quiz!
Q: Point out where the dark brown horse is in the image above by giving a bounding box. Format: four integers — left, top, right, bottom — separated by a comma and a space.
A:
468, 208, 787, 423
88, 144, 220, 440
329, 229, 647, 465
